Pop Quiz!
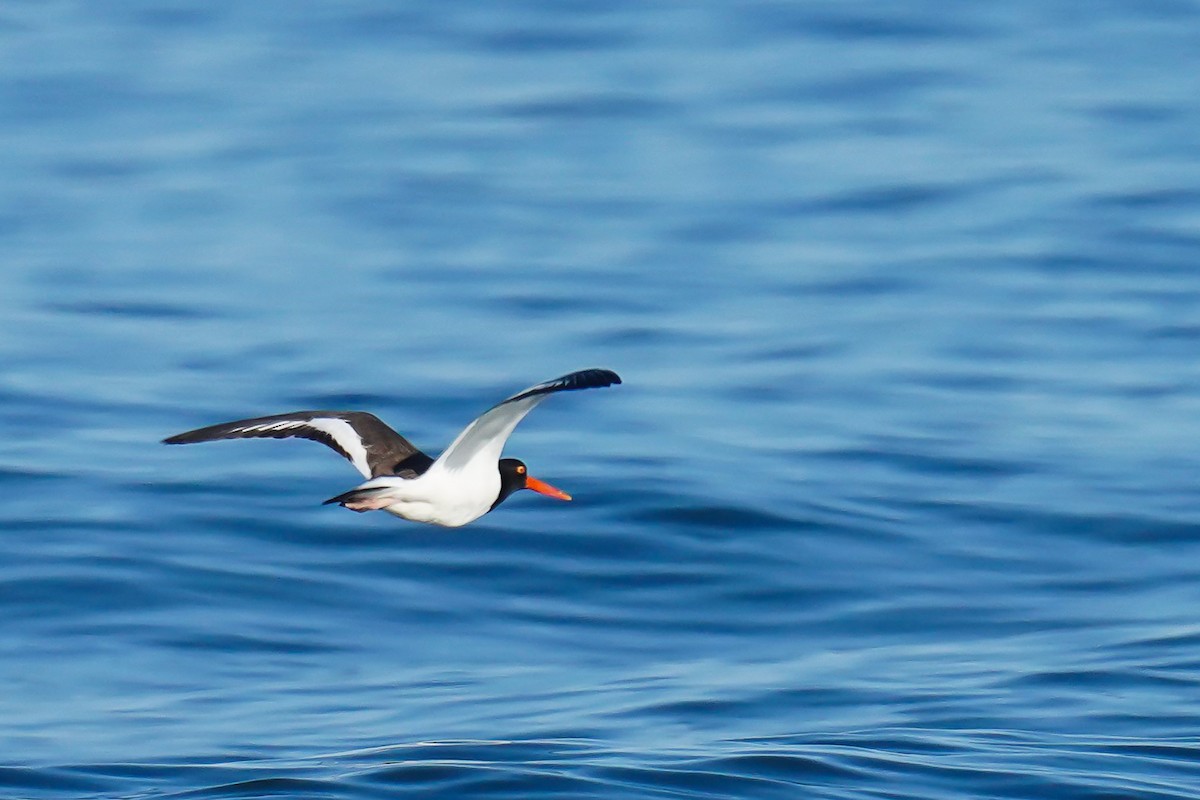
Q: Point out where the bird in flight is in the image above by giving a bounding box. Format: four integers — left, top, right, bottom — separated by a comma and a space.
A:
163, 368, 621, 527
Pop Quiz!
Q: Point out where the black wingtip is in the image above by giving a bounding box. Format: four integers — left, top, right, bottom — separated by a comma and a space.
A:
571, 368, 621, 389
162, 426, 224, 445
504, 368, 622, 404
162, 430, 221, 445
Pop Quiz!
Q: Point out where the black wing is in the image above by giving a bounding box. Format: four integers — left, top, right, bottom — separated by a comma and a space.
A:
163, 410, 433, 479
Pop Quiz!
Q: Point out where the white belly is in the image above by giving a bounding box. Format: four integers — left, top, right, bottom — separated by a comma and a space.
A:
373, 464, 500, 528
382, 499, 483, 528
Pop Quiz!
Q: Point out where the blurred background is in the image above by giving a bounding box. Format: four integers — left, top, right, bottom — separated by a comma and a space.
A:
4, 2, 1200, 798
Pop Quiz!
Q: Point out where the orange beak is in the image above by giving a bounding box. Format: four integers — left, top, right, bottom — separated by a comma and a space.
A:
524, 475, 572, 501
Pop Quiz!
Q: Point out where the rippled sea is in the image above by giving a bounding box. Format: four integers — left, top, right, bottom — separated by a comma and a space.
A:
5, 2, 1200, 798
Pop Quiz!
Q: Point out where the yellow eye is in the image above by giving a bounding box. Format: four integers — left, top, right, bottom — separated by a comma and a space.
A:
517, 465, 525, 474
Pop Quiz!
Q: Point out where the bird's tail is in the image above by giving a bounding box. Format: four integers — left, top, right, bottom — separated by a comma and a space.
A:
323, 485, 396, 512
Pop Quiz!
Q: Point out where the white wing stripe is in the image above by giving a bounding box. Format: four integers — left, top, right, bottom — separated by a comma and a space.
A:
300, 418, 373, 479
236, 421, 306, 433
226, 417, 374, 478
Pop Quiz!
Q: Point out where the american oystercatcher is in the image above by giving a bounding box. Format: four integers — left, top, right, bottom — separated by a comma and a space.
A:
163, 368, 621, 527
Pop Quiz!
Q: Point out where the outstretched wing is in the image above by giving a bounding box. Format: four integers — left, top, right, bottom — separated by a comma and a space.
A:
163, 411, 433, 479
435, 368, 621, 473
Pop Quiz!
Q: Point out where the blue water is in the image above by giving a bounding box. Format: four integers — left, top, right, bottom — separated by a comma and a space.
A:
4, 1, 1200, 797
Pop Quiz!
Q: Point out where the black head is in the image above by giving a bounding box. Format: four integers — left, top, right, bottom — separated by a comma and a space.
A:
491, 458, 572, 510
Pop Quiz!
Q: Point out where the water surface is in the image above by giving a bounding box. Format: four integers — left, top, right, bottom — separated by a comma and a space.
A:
3, 2, 1200, 798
